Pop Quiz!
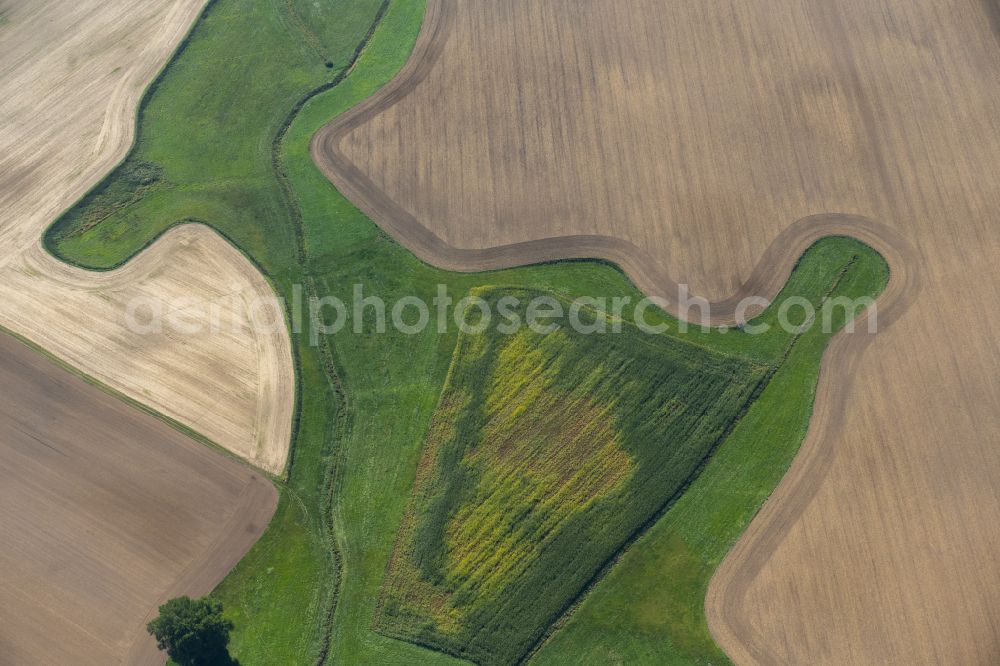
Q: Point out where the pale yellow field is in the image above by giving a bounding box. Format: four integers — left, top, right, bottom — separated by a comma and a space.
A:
0, 0, 293, 473
316, 0, 1000, 662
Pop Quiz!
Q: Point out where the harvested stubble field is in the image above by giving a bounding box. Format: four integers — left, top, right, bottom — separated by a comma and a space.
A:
46, 2, 453, 662
0, 0, 293, 473
315, 0, 1000, 662
19, 0, 993, 662
47, 0, 891, 661
0, 330, 276, 665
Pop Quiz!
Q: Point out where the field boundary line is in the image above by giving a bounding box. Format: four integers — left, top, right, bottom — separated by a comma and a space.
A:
309, 1, 924, 661
0, 322, 280, 481
267, 2, 392, 662
42, 0, 216, 259
312, 3, 917, 326
519, 254, 863, 663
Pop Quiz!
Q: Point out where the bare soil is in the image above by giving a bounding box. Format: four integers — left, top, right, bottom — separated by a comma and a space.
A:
0, 331, 277, 665
314, 0, 1000, 662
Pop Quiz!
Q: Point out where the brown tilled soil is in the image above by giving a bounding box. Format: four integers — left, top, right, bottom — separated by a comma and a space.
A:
315, 0, 1000, 662
0, 332, 277, 666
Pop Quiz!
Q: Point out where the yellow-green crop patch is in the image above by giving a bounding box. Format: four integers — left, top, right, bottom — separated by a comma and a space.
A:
377, 289, 769, 664
42, 0, 889, 660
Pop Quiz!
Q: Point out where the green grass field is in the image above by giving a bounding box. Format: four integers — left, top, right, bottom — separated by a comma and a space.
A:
377, 290, 768, 664
45, 1, 889, 663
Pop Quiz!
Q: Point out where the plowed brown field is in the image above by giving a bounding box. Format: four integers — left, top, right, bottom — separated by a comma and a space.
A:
315, 0, 1000, 662
0, 331, 277, 666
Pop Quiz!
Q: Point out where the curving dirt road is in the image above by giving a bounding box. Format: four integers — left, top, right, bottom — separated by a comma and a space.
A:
314, 0, 1000, 662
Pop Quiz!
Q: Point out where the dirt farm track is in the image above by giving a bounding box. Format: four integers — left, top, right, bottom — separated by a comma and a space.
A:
315, 0, 1000, 662
0, 331, 276, 665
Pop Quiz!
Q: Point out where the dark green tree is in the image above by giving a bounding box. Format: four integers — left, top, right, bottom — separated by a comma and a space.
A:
146, 596, 237, 666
